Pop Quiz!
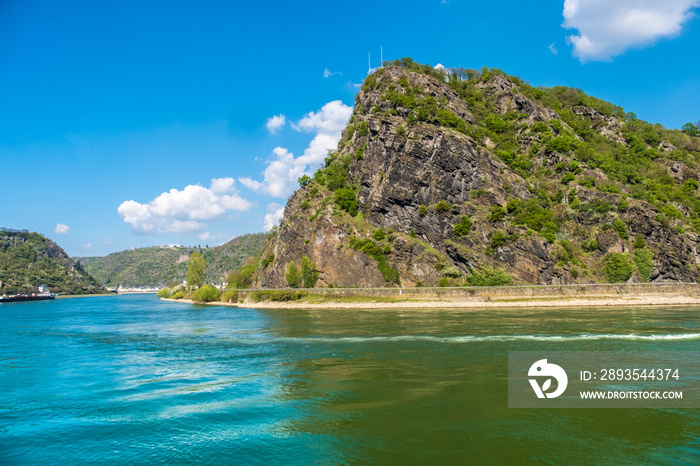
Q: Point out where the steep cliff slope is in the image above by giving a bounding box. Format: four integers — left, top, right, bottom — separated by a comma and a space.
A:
253, 60, 700, 288
0, 229, 105, 294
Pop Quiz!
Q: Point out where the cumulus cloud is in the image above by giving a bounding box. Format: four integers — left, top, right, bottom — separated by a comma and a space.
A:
292, 100, 353, 136
241, 100, 352, 199
265, 114, 286, 134
563, 0, 700, 61
118, 178, 253, 234
54, 223, 70, 234
263, 203, 285, 231
240, 147, 306, 198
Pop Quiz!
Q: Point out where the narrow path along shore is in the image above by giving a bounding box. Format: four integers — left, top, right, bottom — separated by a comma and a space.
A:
234, 295, 700, 310
162, 283, 700, 310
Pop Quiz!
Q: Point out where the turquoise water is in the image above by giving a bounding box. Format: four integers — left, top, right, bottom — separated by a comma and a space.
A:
1, 294, 699, 465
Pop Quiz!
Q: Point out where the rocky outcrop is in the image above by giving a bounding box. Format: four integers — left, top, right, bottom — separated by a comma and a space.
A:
253, 64, 700, 288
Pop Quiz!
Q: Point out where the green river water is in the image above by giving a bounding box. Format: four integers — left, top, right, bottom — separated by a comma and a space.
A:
1, 294, 699, 464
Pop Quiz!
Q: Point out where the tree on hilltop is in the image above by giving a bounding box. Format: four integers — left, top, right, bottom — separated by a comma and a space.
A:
681, 122, 699, 137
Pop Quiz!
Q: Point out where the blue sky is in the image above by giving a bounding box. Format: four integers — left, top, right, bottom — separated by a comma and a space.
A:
2, 0, 699, 257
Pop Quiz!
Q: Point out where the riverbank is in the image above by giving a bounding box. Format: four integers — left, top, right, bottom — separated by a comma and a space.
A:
164, 283, 700, 310
56, 292, 117, 299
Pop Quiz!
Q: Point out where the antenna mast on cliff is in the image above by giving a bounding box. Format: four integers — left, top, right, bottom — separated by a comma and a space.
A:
369, 47, 384, 73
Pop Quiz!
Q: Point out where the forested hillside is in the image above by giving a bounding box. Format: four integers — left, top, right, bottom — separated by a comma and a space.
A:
0, 229, 105, 295
78, 233, 267, 287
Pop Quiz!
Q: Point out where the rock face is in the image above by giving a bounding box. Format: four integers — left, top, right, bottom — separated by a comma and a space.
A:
253, 63, 700, 288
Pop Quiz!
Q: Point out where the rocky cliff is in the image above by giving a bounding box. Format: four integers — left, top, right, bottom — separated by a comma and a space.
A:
253, 60, 700, 288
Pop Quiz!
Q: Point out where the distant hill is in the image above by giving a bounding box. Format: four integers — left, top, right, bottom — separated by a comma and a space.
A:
0, 229, 106, 295
77, 233, 267, 287
200, 233, 268, 284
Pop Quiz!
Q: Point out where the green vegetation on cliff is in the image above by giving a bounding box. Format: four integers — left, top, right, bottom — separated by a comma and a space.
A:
370, 59, 700, 223
0, 229, 105, 294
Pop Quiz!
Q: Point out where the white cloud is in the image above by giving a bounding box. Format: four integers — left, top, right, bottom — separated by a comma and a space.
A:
298, 133, 339, 166
549, 43, 559, 55
293, 100, 353, 136
54, 223, 70, 235
210, 177, 235, 193
323, 68, 342, 78
563, 0, 700, 61
198, 230, 229, 243
118, 177, 253, 234
434, 63, 445, 70
263, 203, 284, 231
265, 114, 286, 134
240, 147, 307, 198
241, 100, 352, 199
238, 177, 263, 192
81, 243, 92, 250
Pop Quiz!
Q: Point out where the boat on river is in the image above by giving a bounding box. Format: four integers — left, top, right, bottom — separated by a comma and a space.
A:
0, 285, 56, 303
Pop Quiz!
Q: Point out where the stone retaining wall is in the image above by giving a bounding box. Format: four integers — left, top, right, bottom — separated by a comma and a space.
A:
241, 283, 700, 301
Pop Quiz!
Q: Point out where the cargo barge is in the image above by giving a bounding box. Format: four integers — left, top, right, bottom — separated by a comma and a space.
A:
0, 293, 56, 302
0, 285, 56, 303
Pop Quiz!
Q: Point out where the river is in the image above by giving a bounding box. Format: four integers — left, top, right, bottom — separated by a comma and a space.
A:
1, 294, 699, 464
